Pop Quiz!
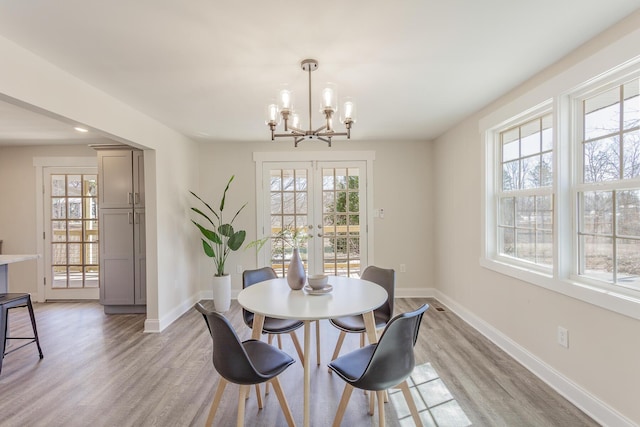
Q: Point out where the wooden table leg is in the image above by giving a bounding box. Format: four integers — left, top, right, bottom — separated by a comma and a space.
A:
362, 311, 378, 344
303, 320, 311, 427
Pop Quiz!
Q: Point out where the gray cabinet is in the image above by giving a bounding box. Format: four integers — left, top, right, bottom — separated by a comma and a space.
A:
97, 148, 146, 314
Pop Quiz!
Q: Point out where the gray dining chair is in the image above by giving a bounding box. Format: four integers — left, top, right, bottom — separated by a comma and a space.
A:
328, 265, 395, 362
328, 304, 429, 427
242, 267, 305, 364
195, 302, 296, 427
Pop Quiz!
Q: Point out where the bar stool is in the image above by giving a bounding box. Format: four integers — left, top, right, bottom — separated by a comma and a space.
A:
0, 293, 44, 374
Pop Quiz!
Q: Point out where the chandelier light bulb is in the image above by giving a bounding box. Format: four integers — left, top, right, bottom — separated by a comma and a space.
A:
265, 103, 280, 125
341, 98, 356, 123
321, 84, 337, 111
279, 88, 293, 111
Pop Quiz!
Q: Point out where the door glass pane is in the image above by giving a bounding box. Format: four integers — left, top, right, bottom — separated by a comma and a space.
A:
269, 169, 308, 276
322, 168, 360, 276
49, 173, 100, 289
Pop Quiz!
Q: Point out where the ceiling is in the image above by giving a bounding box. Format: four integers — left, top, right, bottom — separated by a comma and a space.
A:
1, 1, 639, 147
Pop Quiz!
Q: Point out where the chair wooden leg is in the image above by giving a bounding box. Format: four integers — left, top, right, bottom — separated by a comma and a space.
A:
315, 320, 321, 366
332, 383, 354, 427
376, 390, 386, 427
268, 333, 274, 344
329, 330, 347, 372
270, 376, 296, 427
277, 334, 283, 349
254, 384, 263, 409
237, 385, 248, 427
369, 390, 375, 415
205, 378, 228, 427
360, 332, 365, 348
289, 330, 305, 365
398, 380, 423, 427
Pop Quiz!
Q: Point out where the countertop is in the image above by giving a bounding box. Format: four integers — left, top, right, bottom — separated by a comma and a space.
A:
0, 254, 39, 266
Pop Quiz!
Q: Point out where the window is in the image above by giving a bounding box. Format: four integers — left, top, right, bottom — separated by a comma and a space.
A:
497, 114, 554, 267
575, 78, 640, 290
481, 59, 640, 319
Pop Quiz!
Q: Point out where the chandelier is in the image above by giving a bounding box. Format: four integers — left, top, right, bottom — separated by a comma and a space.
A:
265, 59, 356, 147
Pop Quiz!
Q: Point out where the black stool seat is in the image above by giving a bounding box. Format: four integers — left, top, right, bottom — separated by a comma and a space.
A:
0, 293, 44, 374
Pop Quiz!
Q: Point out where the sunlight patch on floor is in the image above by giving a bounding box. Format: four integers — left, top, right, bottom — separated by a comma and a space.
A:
389, 362, 472, 427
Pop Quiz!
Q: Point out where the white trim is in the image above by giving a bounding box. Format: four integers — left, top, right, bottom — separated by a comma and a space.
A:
253, 151, 375, 162
33, 156, 97, 302
434, 289, 637, 427
480, 257, 640, 321
253, 151, 376, 271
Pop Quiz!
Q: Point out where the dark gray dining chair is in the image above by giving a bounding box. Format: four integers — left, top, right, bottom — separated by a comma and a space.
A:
195, 302, 296, 427
329, 265, 395, 362
328, 304, 428, 427
242, 267, 305, 364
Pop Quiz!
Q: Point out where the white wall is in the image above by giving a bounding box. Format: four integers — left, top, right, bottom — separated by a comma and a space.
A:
433, 11, 640, 426
0, 34, 201, 332
0, 144, 97, 293
195, 139, 434, 297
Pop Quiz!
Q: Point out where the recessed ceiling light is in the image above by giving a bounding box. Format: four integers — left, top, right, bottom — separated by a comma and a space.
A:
74, 126, 88, 133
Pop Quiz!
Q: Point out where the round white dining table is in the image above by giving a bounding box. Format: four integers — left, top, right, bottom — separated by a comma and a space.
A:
237, 275, 388, 427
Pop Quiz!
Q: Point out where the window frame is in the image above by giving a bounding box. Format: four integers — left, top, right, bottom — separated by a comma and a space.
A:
484, 101, 555, 276
480, 58, 640, 321
570, 69, 640, 292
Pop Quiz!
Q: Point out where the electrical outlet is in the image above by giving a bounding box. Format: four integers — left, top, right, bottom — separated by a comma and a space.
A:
400, 264, 407, 273
236, 265, 243, 274
557, 326, 569, 348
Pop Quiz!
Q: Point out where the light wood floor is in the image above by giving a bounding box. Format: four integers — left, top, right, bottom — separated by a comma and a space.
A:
0, 298, 598, 427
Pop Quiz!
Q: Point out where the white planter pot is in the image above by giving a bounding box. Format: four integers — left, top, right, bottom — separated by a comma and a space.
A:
212, 274, 231, 312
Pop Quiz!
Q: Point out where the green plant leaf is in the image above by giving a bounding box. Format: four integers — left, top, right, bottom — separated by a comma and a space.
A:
219, 175, 234, 212
190, 191, 220, 221
192, 220, 222, 244
201, 239, 215, 258
228, 230, 246, 251
218, 223, 234, 237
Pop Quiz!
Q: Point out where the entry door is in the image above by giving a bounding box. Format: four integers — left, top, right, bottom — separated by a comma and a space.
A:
260, 161, 368, 277
44, 167, 100, 300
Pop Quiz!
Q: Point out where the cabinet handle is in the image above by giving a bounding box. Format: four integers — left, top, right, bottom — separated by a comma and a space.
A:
128, 212, 133, 224
135, 212, 140, 224
134, 192, 140, 205
128, 192, 133, 205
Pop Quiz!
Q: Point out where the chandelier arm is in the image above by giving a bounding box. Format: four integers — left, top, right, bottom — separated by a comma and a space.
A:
273, 133, 303, 138
317, 131, 348, 137
313, 125, 328, 134
287, 125, 307, 134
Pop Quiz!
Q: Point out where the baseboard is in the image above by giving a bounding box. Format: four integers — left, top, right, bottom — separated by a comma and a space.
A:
144, 292, 206, 333
432, 290, 636, 427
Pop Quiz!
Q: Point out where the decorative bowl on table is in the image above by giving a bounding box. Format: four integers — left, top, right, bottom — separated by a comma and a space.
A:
307, 274, 329, 290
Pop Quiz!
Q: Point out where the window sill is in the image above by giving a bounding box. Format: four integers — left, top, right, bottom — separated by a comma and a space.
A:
480, 257, 640, 321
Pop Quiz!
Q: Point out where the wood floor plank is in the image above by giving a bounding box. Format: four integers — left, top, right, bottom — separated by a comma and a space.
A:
0, 298, 598, 426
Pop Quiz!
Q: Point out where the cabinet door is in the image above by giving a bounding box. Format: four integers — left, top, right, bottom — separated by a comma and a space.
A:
133, 150, 145, 208
98, 150, 133, 209
134, 208, 146, 304
99, 208, 134, 305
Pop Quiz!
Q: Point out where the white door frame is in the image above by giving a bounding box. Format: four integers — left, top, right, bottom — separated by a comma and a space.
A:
253, 151, 375, 272
34, 157, 98, 302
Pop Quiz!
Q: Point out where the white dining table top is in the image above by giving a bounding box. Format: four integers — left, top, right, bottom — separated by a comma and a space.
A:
237, 276, 387, 321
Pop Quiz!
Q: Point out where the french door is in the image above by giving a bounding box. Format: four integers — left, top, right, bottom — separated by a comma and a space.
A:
259, 161, 368, 277
43, 167, 100, 300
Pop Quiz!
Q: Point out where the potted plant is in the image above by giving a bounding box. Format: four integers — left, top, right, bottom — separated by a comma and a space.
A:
190, 175, 247, 311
